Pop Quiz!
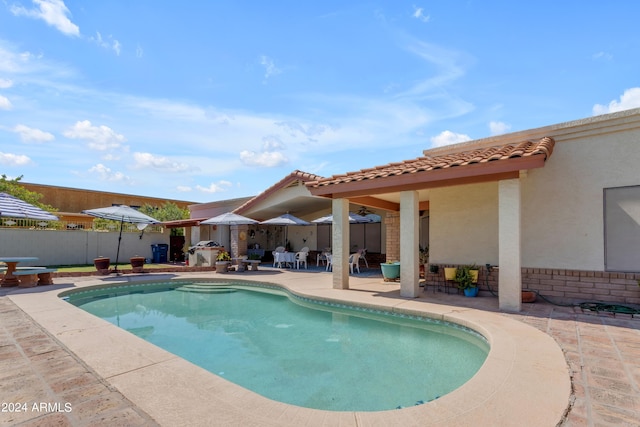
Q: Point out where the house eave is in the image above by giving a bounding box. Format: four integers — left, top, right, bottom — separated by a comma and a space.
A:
308, 155, 545, 199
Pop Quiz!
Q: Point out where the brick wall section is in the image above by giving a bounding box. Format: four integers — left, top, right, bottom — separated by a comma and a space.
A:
522, 268, 640, 305
425, 265, 640, 305
384, 212, 400, 262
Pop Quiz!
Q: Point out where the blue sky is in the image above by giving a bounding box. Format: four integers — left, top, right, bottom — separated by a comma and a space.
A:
1, 1, 639, 204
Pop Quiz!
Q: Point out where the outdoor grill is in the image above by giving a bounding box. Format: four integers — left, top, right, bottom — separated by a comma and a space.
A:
187, 241, 223, 267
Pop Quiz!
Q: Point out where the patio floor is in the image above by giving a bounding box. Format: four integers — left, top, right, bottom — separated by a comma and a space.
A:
1, 268, 639, 426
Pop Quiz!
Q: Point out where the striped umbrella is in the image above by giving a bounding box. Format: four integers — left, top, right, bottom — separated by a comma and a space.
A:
0, 192, 59, 221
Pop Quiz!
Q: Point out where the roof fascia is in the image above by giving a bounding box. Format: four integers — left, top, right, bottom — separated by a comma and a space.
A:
309, 156, 543, 198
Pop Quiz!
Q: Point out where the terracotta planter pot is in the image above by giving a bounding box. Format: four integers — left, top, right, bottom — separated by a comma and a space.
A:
522, 290, 537, 303
93, 257, 110, 275
130, 256, 145, 273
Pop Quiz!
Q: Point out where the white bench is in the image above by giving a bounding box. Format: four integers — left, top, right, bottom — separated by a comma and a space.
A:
12, 268, 57, 287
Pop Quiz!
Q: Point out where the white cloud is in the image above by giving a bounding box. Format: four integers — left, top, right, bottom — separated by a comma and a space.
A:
396, 40, 470, 99
63, 120, 126, 150
13, 124, 55, 142
0, 95, 12, 110
430, 130, 471, 147
90, 32, 121, 55
196, 181, 233, 193
259, 55, 282, 81
176, 185, 192, 192
593, 88, 640, 115
88, 163, 130, 182
239, 150, 288, 167
0, 78, 13, 89
132, 152, 190, 173
101, 153, 121, 161
489, 121, 511, 136
0, 152, 32, 166
592, 51, 613, 61
412, 6, 431, 23
10, 0, 80, 37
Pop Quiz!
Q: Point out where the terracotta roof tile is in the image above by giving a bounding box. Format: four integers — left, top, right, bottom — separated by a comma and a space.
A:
307, 137, 554, 188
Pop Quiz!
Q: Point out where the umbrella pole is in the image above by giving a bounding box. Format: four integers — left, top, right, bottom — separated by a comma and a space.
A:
114, 219, 124, 274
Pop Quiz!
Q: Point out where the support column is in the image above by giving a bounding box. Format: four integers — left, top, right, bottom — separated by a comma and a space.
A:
230, 224, 248, 258
400, 190, 420, 298
332, 198, 350, 289
499, 178, 522, 311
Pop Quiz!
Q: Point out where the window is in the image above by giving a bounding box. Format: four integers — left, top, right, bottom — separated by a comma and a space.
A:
604, 185, 640, 272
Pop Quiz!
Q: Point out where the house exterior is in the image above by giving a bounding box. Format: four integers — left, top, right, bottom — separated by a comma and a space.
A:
306, 108, 640, 311
183, 171, 390, 263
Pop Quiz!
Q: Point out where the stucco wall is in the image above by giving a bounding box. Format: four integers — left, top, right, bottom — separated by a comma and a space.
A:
522, 128, 640, 270
0, 229, 169, 265
429, 182, 499, 266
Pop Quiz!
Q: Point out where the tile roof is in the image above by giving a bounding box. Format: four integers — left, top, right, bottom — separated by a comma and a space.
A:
307, 137, 555, 189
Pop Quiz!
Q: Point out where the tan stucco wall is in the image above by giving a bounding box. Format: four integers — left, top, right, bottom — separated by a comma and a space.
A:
428, 118, 640, 272
429, 182, 499, 266
522, 128, 640, 270
0, 229, 169, 265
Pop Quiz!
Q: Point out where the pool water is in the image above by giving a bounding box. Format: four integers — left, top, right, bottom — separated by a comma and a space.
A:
66, 282, 489, 411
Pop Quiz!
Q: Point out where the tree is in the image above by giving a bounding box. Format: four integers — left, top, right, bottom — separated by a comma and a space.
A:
139, 202, 190, 236
0, 175, 57, 212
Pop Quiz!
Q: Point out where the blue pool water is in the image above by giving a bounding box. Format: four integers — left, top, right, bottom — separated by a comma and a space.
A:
64, 282, 489, 411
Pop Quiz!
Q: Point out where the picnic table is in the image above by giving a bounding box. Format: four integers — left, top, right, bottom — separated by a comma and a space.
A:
0, 257, 39, 287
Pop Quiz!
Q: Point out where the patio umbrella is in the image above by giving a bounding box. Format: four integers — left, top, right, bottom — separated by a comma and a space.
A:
200, 212, 258, 225
312, 212, 372, 224
0, 192, 59, 221
260, 213, 311, 248
83, 205, 160, 273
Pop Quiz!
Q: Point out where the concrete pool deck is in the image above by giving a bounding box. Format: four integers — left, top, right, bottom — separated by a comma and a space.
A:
1, 269, 639, 426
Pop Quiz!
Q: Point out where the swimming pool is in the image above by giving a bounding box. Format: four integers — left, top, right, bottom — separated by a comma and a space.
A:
63, 281, 489, 412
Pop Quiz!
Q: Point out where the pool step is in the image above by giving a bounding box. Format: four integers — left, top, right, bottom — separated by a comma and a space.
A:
176, 284, 237, 294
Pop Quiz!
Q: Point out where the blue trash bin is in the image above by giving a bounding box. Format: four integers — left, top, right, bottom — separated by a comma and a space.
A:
157, 244, 168, 263
151, 244, 168, 263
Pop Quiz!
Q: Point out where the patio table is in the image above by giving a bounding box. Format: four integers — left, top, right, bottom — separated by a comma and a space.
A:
0, 257, 39, 287
274, 252, 295, 268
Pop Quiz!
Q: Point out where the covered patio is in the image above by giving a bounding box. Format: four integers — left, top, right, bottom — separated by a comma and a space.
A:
307, 137, 555, 312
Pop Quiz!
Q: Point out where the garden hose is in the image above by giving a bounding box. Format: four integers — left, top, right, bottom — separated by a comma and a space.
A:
482, 267, 640, 317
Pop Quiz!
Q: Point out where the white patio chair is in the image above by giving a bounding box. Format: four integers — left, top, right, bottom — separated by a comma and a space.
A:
295, 251, 308, 269
357, 248, 369, 268
272, 246, 285, 267
316, 248, 330, 266
325, 254, 332, 271
349, 253, 360, 274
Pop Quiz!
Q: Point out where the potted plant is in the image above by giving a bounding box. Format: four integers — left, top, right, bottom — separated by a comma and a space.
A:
454, 264, 479, 297
380, 260, 400, 281
130, 256, 145, 273
93, 256, 110, 275
216, 251, 232, 273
